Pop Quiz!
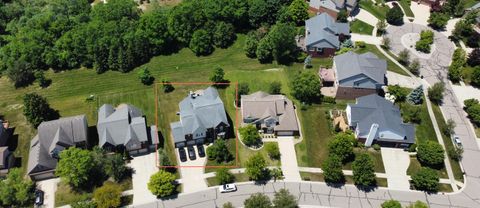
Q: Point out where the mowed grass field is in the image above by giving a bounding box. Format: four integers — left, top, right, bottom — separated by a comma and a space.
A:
0, 34, 310, 174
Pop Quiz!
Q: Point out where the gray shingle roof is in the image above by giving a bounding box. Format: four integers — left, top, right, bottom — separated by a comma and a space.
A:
241, 92, 299, 132
309, 0, 339, 12
27, 115, 88, 175
348, 95, 415, 143
97, 104, 149, 149
171, 87, 229, 143
334, 51, 387, 87
305, 13, 350, 49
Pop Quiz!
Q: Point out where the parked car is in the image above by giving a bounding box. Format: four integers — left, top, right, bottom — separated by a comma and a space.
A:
187, 146, 196, 160
219, 184, 237, 193
34, 189, 44, 206
197, 144, 205, 158
452, 135, 462, 146
178, 147, 187, 162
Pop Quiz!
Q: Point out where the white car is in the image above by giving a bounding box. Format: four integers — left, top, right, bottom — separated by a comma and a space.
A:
452, 135, 462, 146
219, 184, 237, 193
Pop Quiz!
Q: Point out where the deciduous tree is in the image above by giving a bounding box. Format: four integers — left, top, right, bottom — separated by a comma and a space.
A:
322, 155, 345, 183
273, 189, 297, 208
411, 167, 439, 192
291, 71, 322, 103
244, 193, 272, 208
93, 182, 122, 208
417, 141, 445, 167
148, 170, 176, 197
56, 147, 95, 188
352, 153, 376, 186
245, 153, 267, 181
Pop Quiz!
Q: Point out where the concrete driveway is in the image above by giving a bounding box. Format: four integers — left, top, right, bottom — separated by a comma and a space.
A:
177, 145, 207, 193
129, 152, 158, 205
277, 138, 301, 181
36, 178, 60, 208
381, 148, 411, 191
386, 71, 420, 89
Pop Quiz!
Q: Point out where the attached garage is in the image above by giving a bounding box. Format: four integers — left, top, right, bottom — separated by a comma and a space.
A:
276, 131, 294, 136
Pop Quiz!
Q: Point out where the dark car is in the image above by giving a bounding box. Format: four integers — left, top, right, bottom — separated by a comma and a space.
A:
187, 146, 196, 160
178, 147, 187, 162
197, 144, 205, 158
34, 189, 44, 206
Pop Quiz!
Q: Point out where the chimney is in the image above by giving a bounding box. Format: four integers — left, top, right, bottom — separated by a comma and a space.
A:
365, 123, 379, 147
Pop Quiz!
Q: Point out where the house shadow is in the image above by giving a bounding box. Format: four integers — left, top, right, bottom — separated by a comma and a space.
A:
6, 127, 18, 152
87, 126, 99, 149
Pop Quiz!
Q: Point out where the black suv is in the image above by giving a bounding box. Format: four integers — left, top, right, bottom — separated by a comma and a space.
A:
178, 147, 187, 162
187, 146, 196, 160
197, 144, 205, 158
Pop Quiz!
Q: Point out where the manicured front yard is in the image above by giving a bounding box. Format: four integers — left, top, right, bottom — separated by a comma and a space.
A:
359, 0, 389, 20
343, 149, 386, 173
206, 172, 249, 186
350, 19, 374, 35
299, 172, 388, 187
398, 0, 414, 17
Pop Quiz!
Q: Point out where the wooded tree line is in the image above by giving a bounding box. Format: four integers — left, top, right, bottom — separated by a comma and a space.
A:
0, 0, 298, 87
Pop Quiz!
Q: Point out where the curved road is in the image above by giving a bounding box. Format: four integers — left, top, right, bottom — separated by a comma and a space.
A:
133, 23, 480, 208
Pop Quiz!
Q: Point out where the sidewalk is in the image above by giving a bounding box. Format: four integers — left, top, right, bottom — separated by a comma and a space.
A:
278, 138, 302, 181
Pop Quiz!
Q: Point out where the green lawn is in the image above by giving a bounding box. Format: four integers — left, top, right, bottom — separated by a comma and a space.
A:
350, 19, 374, 35
407, 156, 448, 179
398, 0, 414, 17
355, 44, 409, 76
206, 172, 249, 186
343, 148, 386, 173
464, 0, 479, 8
299, 172, 388, 187
359, 0, 389, 20
431, 104, 464, 181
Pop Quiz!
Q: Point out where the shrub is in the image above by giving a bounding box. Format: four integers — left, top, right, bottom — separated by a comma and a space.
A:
388, 85, 409, 102
411, 167, 439, 192
398, 49, 410, 65
428, 82, 445, 104
189, 29, 214, 56
239, 125, 262, 147
401, 104, 421, 123
93, 182, 122, 208
322, 154, 344, 183
244, 193, 272, 208
265, 143, 281, 159
381, 37, 391, 49
138, 67, 155, 85
215, 168, 234, 185
381, 200, 402, 208
415, 30, 434, 53
447, 146, 463, 161
245, 153, 268, 181
372, 144, 381, 151
206, 139, 233, 163
269, 81, 282, 94
409, 59, 421, 75
328, 133, 355, 163
428, 11, 449, 29
417, 141, 445, 167
355, 41, 366, 48
148, 170, 176, 197
408, 143, 417, 152
273, 189, 298, 208
468, 48, 480, 67
386, 5, 404, 25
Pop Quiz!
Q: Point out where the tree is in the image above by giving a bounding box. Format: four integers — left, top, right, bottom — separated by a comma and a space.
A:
376, 20, 387, 34
444, 118, 456, 136
398, 49, 410, 65
381, 37, 391, 49
244, 193, 272, 208
381, 200, 402, 208
56, 147, 95, 188
411, 167, 439, 192
34, 70, 49, 88
0, 168, 34, 206
273, 189, 298, 208
210, 67, 225, 83
263, 23, 297, 64
337, 9, 348, 23
138, 67, 155, 85
417, 141, 445, 167
452, 19, 473, 41
328, 133, 355, 163
239, 125, 262, 147
214, 22, 236, 48
291, 71, 322, 103
287, 0, 309, 25
352, 153, 376, 186
206, 139, 233, 163
270, 168, 283, 182
449, 48, 466, 82
407, 201, 429, 208
93, 182, 122, 208
71, 201, 97, 208
428, 12, 450, 29
245, 32, 260, 58
23, 93, 59, 128
189, 29, 214, 56
269, 81, 282, 94
428, 82, 445, 104
236, 82, 250, 106
322, 155, 344, 183
256, 36, 273, 63
162, 78, 175, 93
215, 168, 234, 185
148, 170, 176, 197
409, 59, 421, 75
386, 5, 404, 25
265, 142, 281, 159
447, 146, 463, 161
468, 48, 480, 67
388, 85, 409, 102
245, 153, 267, 181
407, 85, 424, 105
104, 153, 128, 182
223, 202, 234, 208
472, 66, 480, 86
464, 99, 480, 124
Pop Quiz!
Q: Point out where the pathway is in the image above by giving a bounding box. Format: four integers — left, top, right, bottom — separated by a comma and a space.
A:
350, 34, 381, 45
176, 146, 208, 193
36, 178, 60, 208
129, 152, 158, 205
386, 71, 420, 88
278, 137, 302, 181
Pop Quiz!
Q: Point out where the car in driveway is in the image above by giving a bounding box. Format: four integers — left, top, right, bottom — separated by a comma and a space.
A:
452, 134, 462, 147
178, 147, 187, 162
197, 144, 205, 158
34, 189, 44, 206
219, 184, 237, 193
187, 146, 196, 160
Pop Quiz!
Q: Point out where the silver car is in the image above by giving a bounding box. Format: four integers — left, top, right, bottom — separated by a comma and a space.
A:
219, 184, 237, 193
452, 135, 462, 146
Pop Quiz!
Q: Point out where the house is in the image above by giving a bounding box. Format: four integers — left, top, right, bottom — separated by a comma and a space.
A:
309, 0, 359, 19
97, 104, 157, 155
241, 92, 299, 136
27, 115, 88, 181
332, 51, 387, 99
304, 13, 350, 57
170, 87, 229, 148
346, 94, 415, 147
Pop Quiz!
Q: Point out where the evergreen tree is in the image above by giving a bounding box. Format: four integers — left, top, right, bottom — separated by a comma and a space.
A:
407, 85, 424, 105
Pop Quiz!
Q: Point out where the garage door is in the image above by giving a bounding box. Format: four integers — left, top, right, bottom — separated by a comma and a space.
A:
277, 131, 293, 136
32, 172, 56, 181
